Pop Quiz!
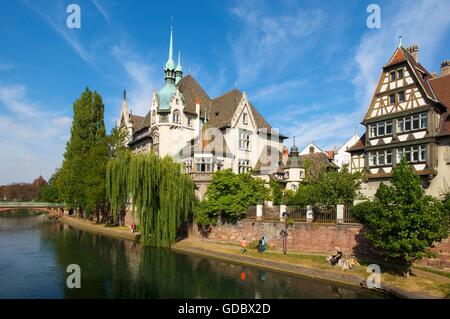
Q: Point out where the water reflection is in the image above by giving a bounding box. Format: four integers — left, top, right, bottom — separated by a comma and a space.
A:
0, 210, 385, 299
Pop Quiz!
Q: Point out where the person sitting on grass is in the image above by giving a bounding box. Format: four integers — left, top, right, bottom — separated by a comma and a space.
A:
240, 237, 247, 253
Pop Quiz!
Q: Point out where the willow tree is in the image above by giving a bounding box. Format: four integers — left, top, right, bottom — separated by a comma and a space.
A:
106, 151, 195, 247
106, 151, 131, 225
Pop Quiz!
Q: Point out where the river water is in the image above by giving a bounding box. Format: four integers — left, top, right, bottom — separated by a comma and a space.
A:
0, 210, 385, 299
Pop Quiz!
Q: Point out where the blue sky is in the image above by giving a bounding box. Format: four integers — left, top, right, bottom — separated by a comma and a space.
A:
1, 0, 449, 184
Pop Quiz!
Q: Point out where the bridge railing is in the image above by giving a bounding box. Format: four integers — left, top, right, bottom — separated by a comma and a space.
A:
0, 201, 65, 208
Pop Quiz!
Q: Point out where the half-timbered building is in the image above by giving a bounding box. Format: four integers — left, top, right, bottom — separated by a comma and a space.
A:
348, 43, 450, 198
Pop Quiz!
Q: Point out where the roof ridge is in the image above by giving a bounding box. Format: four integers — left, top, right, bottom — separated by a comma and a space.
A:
212, 88, 242, 101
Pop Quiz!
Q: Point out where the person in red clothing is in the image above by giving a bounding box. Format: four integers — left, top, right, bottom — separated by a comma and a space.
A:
240, 237, 247, 253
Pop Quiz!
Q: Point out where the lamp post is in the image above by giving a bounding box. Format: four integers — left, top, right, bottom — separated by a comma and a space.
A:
280, 212, 288, 254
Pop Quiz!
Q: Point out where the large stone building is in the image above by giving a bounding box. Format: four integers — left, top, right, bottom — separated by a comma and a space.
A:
348, 42, 450, 198
118, 28, 287, 197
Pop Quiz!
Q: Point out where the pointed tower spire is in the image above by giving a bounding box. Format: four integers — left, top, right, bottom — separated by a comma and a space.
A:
164, 25, 175, 72
175, 49, 183, 84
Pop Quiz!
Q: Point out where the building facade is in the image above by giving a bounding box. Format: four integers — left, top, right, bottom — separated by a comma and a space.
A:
118, 28, 287, 198
348, 43, 450, 198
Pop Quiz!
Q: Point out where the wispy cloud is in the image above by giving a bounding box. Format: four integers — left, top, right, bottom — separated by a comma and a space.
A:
251, 80, 306, 102
0, 83, 70, 183
91, 0, 110, 24
229, 0, 325, 87
111, 43, 159, 116
352, 0, 450, 114
23, 0, 95, 65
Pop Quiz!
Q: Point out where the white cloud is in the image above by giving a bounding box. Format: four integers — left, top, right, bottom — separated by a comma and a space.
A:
229, 0, 325, 86
23, 0, 95, 65
0, 83, 70, 184
111, 44, 160, 117
251, 80, 306, 102
353, 0, 450, 113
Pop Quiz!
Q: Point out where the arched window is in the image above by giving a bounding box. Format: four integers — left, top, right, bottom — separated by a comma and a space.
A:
173, 110, 181, 124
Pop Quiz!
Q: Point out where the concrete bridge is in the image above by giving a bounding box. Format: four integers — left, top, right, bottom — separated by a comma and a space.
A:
0, 202, 65, 214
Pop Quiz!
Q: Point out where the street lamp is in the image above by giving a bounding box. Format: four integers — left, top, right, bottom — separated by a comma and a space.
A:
280, 212, 289, 254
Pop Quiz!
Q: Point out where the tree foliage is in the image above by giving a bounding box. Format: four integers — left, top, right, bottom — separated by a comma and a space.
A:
195, 170, 268, 225
56, 88, 109, 218
285, 167, 362, 206
352, 158, 450, 270
106, 152, 195, 247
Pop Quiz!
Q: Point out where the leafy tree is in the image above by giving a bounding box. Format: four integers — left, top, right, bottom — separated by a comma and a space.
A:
285, 167, 362, 207
108, 124, 129, 158
57, 87, 108, 218
353, 158, 450, 275
196, 170, 268, 225
270, 179, 283, 205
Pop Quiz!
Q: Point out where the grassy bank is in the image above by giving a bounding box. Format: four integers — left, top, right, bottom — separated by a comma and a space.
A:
172, 238, 450, 299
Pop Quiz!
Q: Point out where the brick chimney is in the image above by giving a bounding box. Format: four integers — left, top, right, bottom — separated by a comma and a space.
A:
407, 45, 419, 63
441, 60, 450, 77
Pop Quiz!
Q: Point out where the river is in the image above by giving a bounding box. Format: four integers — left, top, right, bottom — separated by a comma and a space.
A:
0, 210, 385, 299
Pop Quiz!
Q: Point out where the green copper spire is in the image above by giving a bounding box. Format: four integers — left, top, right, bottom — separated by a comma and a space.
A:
165, 26, 175, 71
175, 49, 183, 84
176, 49, 182, 72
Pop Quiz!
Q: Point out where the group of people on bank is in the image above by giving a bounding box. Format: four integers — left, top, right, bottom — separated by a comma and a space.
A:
240, 236, 267, 254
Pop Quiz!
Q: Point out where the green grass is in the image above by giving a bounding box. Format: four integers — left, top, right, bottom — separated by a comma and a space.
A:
414, 266, 450, 279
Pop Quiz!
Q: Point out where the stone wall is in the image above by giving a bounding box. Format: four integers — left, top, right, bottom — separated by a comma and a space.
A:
189, 219, 450, 269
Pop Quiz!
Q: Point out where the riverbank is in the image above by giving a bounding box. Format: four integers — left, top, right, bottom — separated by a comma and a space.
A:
48, 212, 140, 242
47, 212, 449, 299
171, 239, 450, 299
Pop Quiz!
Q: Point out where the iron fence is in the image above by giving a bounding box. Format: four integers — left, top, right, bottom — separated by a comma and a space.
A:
246, 205, 257, 219
286, 206, 307, 222
313, 205, 336, 224
343, 205, 359, 224
262, 206, 280, 221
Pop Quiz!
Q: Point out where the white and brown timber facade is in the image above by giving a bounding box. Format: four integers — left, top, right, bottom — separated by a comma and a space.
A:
348, 43, 450, 198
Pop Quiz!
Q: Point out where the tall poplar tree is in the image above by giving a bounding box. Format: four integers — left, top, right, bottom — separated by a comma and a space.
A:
59, 87, 108, 218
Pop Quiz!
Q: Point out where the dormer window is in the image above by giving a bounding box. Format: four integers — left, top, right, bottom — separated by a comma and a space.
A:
187, 116, 192, 127
243, 113, 248, 125
172, 110, 181, 124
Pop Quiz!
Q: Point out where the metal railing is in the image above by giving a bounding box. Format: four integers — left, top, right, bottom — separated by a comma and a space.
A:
286, 206, 307, 222
262, 206, 279, 221
313, 205, 336, 224
343, 205, 358, 224
246, 205, 257, 219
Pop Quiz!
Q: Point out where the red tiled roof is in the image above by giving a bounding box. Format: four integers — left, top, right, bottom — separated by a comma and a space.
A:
430, 74, 450, 110
385, 48, 406, 67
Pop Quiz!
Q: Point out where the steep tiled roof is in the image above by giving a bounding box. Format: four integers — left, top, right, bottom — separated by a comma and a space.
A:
385, 48, 406, 67
136, 111, 151, 132
403, 48, 438, 102
384, 47, 437, 102
208, 89, 272, 129
346, 133, 366, 152
430, 74, 450, 109
130, 115, 144, 128
176, 75, 211, 116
